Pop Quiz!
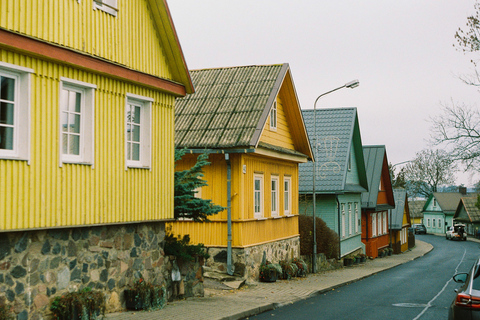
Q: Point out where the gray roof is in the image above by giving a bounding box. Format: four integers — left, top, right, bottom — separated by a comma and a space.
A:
455, 196, 480, 223
408, 199, 426, 219
298, 108, 367, 193
361, 145, 395, 210
175, 64, 286, 149
391, 189, 408, 230
424, 192, 465, 214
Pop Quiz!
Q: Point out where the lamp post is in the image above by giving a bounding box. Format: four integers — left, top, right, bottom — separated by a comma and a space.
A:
312, 79, 359, 273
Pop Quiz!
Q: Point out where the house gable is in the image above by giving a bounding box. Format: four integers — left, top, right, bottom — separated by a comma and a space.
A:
0, 0, 193, 94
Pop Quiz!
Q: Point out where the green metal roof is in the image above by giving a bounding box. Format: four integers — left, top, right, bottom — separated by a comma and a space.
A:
175, 64, 286, 149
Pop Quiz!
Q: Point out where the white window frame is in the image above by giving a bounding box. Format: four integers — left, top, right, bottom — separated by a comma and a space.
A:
348, 153, 352, 171
433, 199, 437, 208
0, 62, 33, 162
427, 218, 431, 227
433, 219, 436, 228
378, 213, 382, 235
341, 203, 346, 238
93, 0, 118, 16
354, 203, 359, 233
271, 175, 279, 217
254, 174, 264, 218
284, 176, 291, 215
372, 213, 377, 237
270, 101, 277, 131
383, 211, 387, 234
348, 203, 352, 235
59, 78, 96, 166
125, 93, 152, 169
439, 218, 442, 229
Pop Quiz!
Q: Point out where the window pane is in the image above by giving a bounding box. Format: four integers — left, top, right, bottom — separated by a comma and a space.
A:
132, 143, 140, 161
255, 180, 260, 191
132, 124, 140, 142
61, 112, 68, 132
69, 134, 80, 155
0, 126, 14, 150
74, 92, 81, 113
62, 133, 68, 154
68, 91, 80, 112
0, 76, 15, 102
133, 106, 141, 124
68, 114, 81, 133
0, 102, 14, 125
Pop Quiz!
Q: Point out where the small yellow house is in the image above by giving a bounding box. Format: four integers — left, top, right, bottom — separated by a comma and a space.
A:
390, 188, 412, 253
0, 0, 192, 317
171, 64, 313, 279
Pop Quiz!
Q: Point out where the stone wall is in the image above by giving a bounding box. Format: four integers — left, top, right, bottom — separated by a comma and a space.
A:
205, 236, 300, 281
0, 222, 170, 319
164, 255, 204, 301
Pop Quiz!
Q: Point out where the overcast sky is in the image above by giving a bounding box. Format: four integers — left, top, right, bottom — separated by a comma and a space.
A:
168, 1, 479, 187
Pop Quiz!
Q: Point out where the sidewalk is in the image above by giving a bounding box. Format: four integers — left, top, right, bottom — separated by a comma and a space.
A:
106, 240, 433, 320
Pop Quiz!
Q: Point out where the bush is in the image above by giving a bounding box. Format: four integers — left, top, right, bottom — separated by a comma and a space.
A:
50, 287, 105, 320
164, 226, 209, 261
124, 278, 166, 311
298, 215, 339, 259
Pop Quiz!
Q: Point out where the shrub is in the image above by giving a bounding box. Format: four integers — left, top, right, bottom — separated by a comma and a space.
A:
164, 226, 209, 261
0, 305, 13, 320
50, 287, 105, 320
124, 278, 166, 311
298, 215, 339, 259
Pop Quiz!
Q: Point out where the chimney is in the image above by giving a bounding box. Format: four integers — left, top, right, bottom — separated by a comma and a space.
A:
459, 186, 467, 195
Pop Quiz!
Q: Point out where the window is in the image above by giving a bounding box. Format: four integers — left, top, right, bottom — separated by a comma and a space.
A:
348, 154, 352, 171
271, 175, 279, 217
60, 78, 96, 165
354, 203, 359, 233
125, 94, 152, 169
372, 213, 377, 237
433, 199, 437, 208
0, 62, 33, 161
93, 0, 118, 16
378, 213, 382, 235
341, 204, 346, 238
383, 211, 387, 234
379, 178, 383, 191
433, 219, 436, 228
284, 176, 291, 215
439, 219, 442, 228
270, 101, 277, 131
427, 218, 431, 227
348, 203, 352, 235
254, 174, 264, 218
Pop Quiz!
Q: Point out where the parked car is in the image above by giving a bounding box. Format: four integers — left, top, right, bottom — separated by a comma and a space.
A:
413, 224, 427, 234
446, 224, 467, 241
449, 258, 480, 320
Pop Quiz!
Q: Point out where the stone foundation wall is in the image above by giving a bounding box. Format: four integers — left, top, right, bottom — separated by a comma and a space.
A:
0, 222, 171, 319
164, 255, 204, 301
205, 237, 300, 281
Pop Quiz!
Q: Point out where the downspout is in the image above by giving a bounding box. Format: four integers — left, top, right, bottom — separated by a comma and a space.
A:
336, 195, 341, 259
225, 153, 233, 275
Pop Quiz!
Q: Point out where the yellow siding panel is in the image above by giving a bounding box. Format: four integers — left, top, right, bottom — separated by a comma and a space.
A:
260, 96, 295, 150
0, 0, 174, 81
0, 50, 175, 231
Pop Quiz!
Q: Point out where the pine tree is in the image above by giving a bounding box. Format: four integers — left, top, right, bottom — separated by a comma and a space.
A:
174, 149, 224, 221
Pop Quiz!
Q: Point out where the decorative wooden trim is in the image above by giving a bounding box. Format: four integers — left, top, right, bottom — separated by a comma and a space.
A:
0, 28, 187, 96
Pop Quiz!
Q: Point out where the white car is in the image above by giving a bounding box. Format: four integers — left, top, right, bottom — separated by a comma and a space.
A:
446, 224, 467, 241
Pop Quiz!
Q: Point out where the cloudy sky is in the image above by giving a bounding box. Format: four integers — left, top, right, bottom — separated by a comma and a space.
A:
168, 0, 479, 187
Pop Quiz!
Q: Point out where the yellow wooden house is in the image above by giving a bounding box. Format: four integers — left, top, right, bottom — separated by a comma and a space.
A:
390, 188, 412, 253
0, 0, 192, 316
171, 64, 313, 279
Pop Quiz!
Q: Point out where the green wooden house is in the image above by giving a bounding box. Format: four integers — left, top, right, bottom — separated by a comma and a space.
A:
299, 107, 368, 258
454, 196, 480, 236
422, 192, 466, 234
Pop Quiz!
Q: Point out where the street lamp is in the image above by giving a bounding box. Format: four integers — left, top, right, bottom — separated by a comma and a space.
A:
312, 79, 359, 273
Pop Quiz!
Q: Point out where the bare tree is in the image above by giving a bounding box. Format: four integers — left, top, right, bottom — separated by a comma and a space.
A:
430, 2, 480, 170
430, 102, 480, 170
404, 149, 457, 198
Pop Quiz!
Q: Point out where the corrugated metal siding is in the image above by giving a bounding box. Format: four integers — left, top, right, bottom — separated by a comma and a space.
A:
0, 0, 173, 81
0, 50, 175, 230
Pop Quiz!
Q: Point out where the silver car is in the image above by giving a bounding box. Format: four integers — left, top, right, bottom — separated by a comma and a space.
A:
449, 258, 480, 320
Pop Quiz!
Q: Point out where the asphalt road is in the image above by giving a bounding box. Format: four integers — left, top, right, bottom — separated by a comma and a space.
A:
247, 235, 480, 320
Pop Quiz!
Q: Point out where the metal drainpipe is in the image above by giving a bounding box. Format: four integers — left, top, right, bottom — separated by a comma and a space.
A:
225, 153, 233, 275
336, 195, 341, 259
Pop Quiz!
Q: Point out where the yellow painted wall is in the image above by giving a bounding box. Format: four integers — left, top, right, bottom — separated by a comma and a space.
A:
0, 0, 173, 81
0, 49, 175, 230
169, 152, 299, 247
260, 95, 295, 151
